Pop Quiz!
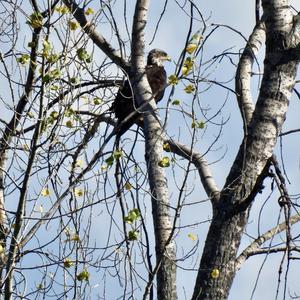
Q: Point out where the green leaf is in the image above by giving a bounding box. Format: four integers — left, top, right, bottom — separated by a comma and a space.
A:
93, 97, 102, 105
124, 209, 141, 223
77, 48, 91, 62
42, 69, 61, 83
113, 149, 123, 160
63, 258, 74, 268
198, 121, 205, 129
128, 230, 139, 241
168, 74, 179, 85
131, 208, 141, 218
17, 54, 30, 65
70, 77, 80, 85
27, 41, 36, 48
47, 53, 59, 63
42, 74, 52, 83
105, 155, 114, 167
76, 269, 90, 281
171, 99, 180, 105
50, 111, 59, 119
27, 12, 43, 29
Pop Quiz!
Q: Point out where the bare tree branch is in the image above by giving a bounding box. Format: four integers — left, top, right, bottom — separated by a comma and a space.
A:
62, 0, 129, 71
235, 213, 300, 271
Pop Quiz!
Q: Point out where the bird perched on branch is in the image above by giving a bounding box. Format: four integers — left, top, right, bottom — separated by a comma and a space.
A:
111, 49, 170, 137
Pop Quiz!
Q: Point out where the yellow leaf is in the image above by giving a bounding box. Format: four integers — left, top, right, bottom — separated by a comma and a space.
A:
124, 182, 132, 191
182, 66, 189, 75
27, 112, 35, 118
65, 120, 73, 128
50, 111, 59, 119
64, 258, 74, 268
41, 188, 51, 197
186, 43, 197, 54
184, 57, 194, 69
163, 142, 171, 152
0, 244, 4, 254
64, 227, 71, 238
211, 268, 220, 279
101, 164, 108, 171
184, 84, 195, 94
74, 188, 84, 197
76, 269, 89, 281
192, 33, 203, 43
23, 144, 29, 151
85, 7, 94, 15
61, 6, 69, 14
70, 234, 80, 242
75, 159, 84, 168
68, 20, 79, 31
168, 74, 179, 85
55, 6, 69, 14
113, 149, 123, 159
187, 233, 197, 241
182, 57, 194, 75
158, 157, 170, 168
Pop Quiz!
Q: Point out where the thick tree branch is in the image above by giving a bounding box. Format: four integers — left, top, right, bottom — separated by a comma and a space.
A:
192, 1, 300, 298
235, 21, 265, 130
287, 13, 300, 48
62, 0, 129, 71
167, 140, 219, 201
131, 1, 177, 299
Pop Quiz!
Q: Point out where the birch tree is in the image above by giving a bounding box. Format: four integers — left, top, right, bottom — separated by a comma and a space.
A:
0, 0, 300, 299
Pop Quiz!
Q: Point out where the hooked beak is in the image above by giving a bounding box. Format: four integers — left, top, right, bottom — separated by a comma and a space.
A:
166, 55, 172, 61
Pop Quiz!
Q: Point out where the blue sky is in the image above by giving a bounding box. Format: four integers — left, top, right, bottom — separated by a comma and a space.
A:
2, 0, 300, 299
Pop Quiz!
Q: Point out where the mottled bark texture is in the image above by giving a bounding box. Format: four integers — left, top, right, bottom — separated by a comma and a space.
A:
131, 1, 177, 299
192, 1, 300, 299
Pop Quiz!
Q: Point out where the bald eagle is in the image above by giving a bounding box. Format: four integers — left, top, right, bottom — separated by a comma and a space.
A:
111, 49, 170, 136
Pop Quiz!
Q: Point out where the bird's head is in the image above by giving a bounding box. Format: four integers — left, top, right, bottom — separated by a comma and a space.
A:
147, 49, 171, 67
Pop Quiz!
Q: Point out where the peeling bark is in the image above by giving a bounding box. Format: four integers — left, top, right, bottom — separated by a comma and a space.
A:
192, 1, 300, 299
131, 1, 177, 299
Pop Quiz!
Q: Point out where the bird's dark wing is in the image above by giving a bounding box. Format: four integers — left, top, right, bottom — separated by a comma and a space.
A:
146, 65, 167, 102
110, 80, 141, 136
111, 65, 167, 137
111, 80, 133, 122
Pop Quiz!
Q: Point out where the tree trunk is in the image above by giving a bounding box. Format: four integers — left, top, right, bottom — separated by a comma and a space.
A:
131, 1, 177, 299
192, 1, 300, 298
